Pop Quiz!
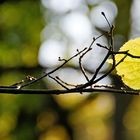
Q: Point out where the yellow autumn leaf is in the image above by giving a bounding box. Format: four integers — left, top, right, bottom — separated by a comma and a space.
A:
110, 38, 140, 89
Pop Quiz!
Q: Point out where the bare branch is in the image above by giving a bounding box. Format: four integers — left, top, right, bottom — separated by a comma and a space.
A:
0, 87, 139, 95
1, 12, 140, 96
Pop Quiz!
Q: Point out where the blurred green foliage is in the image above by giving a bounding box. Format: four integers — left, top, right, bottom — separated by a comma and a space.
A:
0, 1, 44, 67
0, 1, 46, 140
114, 0, 132, 38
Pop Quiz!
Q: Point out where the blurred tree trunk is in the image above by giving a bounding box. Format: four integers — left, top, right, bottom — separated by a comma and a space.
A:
112, 0, 133, 140
113, 0, 132, 39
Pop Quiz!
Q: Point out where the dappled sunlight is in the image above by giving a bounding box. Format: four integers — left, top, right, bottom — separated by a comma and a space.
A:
53, 93, 88, 109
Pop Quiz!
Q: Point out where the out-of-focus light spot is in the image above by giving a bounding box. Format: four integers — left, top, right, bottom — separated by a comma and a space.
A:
123, 96, 140, 131
60, 12, 92, 43
131, 0, 140, 22
39, 0, 113, 85
74, 120, 113, 140
41, 23, 62, 41
54, 93, 87, 109
0, 112, 16, 137
69, 94, 114, 140
123, 110, 140, 130
131, 0, 140, 38
87, 0, 105, 5
38, 40, 66, 67
70, 94, 114, 124
39, 125, 70, 140
90, 1, 118, 28
37, 111, 57, 131
41, 0, 82, 14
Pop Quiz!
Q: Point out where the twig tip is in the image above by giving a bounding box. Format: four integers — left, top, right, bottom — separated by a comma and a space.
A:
101, 12, 105, 16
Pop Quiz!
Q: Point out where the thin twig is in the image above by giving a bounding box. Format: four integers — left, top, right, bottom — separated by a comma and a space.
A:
48, 75, 70, 90
101, 12, 111, 28
112, 51, 140, 58
96, 43, 109, 50
20, 34, 105, 89
92, 53, 127, 84
0, 87, 139, 95
56, 76, 77, 87
74, 49, 111, 90
77, 48, 91, 82
20, 47, 88, 88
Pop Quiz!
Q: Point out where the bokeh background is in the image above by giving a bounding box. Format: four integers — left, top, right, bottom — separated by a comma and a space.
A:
0, 0, 140, 140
